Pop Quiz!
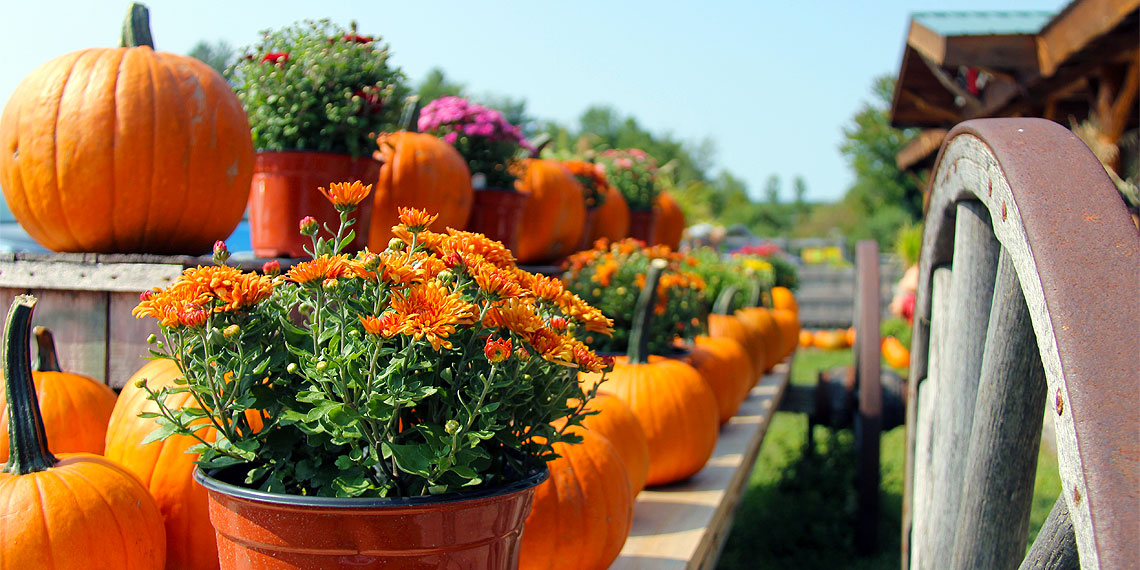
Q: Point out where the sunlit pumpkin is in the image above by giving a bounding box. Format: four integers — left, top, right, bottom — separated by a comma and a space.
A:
0, 6, 252, 254
688, 336, 753, 423
735, 306, 784, 372
516, 158, 587, 263
589, 183, 630, 244
882, 336, 911, 370
652, 191, 685, 250
580, 392, 650, 494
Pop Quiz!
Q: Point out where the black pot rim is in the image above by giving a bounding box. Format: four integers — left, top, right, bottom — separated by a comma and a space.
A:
194, 465, 548, 508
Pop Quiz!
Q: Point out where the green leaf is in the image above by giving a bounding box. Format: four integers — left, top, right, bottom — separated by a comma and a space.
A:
380, 442, 433, 478
140, 420, 182, 445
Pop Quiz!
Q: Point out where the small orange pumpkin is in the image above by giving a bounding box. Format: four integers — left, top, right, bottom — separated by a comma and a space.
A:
882, 336, 911, 370
652, 191, 685, 250
0, 6, 252, 254
580, 392, 650, 494
770, 308, 801, 360
519, 427, 634, 570
770, 286, 799, 314
0, 295, 166, 569
516, 158, 587, 262
799, 329, 814, 348
0, 327, 116, 462
367, 130, 474, 250
735, 306, 784, 372
689, 336, 753, 423
845, 326, 857, 348
812, 329, 848, 350
589, 182, 630, 244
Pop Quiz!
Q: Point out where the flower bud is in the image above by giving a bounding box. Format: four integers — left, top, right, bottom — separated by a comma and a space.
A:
222, 324, 241, 338
387, 238, 405, 251
445, 420, 460, 435
212, 240, 230, 265
134, 378, 147, 389
262, 259, 282, 276
436, 270, 453, 283
315, 360, 328, 371
299, 216, 319, 236
323, 278, 339, 290
286, 362, 298, 374
146, 334, 157, 344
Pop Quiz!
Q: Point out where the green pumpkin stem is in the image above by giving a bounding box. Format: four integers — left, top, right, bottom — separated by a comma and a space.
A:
713, 285, 739, 315
627, 258, 668, 364
121, 3, 154, 49
400, 95, 421, 133
747, 278, 763, 308
3, 295, 59, 475
33, 327, 61, 373
529, 134, 552, 158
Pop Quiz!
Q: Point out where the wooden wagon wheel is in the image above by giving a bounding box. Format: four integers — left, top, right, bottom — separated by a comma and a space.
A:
901, 118, 1139, 569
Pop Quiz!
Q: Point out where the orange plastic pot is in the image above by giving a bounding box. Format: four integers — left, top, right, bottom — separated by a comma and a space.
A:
466, 188, 526, 253
628, 209, 657, 244
195, 467, 546, 570
248, 151, 379, 258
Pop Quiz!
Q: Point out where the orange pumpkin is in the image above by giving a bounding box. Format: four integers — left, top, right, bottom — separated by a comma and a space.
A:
799, 329, 814, 348
689, 336, 753, 423
519, 428, 633, 570
580, 392, 650, 494
770, 308, 801, 360
367, 131, 473, 250
515, 159, 587, 262
104, 359, 224, 570
1, 295, 166, 569
0, 327, 116, 462
735, 307, 784, 372
770, 286, 799, 314
652, 191, 685, 250
0, 7, 252, 254
882, 336, 911, 370
845, 326, 857, 348
589, 183, 630, 244
812, 329, 848, 350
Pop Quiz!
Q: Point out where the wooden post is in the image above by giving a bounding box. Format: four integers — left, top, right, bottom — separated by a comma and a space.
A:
949, 251, 1046, 569
853, 241, 881, 555
1018, 495, 1079, 570
923, 201, 1000, 564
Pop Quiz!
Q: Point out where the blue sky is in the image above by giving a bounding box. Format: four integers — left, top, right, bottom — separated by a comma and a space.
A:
0, 0, 1067, 203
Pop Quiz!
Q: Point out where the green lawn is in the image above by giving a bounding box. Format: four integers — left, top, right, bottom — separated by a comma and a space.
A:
717, 348, 1061, 569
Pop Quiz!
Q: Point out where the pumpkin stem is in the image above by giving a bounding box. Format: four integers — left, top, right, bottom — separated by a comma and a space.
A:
713, 285, 739, 315
400, 95, 421, 133
3, 296, 59, 475
627, 258, 667, 364
529, 134, 552, 158
121, 3, 154, 49
32, 327, 61, 373
747, 278, 763, 308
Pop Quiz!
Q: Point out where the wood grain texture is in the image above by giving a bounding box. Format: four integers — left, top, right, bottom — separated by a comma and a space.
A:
949, 251, 1046, 570
1019, 495, 1079, 570
107, 291, 157, 389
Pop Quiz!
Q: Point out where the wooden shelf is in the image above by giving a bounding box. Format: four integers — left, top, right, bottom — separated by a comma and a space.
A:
612, 358, 792, 569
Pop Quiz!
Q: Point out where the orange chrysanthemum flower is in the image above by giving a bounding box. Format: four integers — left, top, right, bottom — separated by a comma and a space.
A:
389, 280, 476, 350
442, 229, 516, 269
592, 261, 618, 287
530, 274, 564, 303
398, 207, 438, 232
319, 181, 372, 211
556, 291, 615, 336
360, 313, 403, 338
484, 336, 512, 363
473, 264, 522, 300
483, 298, 545, 337
134, 266, 275, 327
286, 254, 352, 286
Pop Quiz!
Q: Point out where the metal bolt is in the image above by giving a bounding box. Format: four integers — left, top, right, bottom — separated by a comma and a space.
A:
1002, 202, 1008, 221
1055, 388, 1064, 416
987, 179, 993, 196
1073, 485, 1082, 506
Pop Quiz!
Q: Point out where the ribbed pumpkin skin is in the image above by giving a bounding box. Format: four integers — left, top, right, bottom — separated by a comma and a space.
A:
0, 47, 253, 254
691, 336, 753, 422
770, 286, 799, 314
735, 307, 783, 372
770, 309, 801, 361
580, 392, 649, 494
0, 370, 117, 462
652, 191, 685, 250
367, 131, 473, 250
581, 356, 718, 486
589, 183, 630, 244
104, 359, 220, 570
519, 431, 633, 570
0, 452, 166, 569
516, 159, 586, 263
708, 313, 764, 382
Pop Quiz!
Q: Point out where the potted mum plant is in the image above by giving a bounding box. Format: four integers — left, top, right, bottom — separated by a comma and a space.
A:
230, 19, 409, 258
562, 238, 706, 356
598, 149, 660, 243
560, 159, 611, 250
131, 182, 614, 569
418, 96, 534, 251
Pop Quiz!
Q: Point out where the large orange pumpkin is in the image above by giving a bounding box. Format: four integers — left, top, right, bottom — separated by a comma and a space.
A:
104, 359, 222, 570
770, 308, 801, 361
1, 295, 166, 569
707, 286, 764, 382
0, 7, 252, 254
515, 159, 587, 263
367, 131, 473, 250
580, 391, 650, 494
736, 306, 784, 372
519, 427, 633, 570
652, 191, 685, 250
691, 335, 753, 422
0, 327, 116, 462
771, 286, 799, 314
589, 182, 630, 244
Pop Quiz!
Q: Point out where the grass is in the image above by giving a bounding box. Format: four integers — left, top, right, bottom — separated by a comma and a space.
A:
716, 347, 1061, 569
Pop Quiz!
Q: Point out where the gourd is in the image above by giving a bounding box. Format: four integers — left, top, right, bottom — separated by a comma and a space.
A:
0, 295, 166, 569
0, 4, 252, 254
652, 191, 685, 250
516, 158, 587, 263
580, 260, 718, 486
0, 327, 117, 461
367, 100, 474, 249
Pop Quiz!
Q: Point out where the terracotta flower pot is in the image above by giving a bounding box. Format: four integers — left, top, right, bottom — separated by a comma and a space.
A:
249, 151, 380, 258
628, 209, 657, 244
195, 467, 546, 570
466, 187, 526, 253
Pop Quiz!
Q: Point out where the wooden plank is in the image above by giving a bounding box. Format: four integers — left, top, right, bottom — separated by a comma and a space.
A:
611, 360, 790, 569
908, 266, 951, 570
950, 251, 1047, 570
1036, 0, 1140, 77
107, 291, 158, 389
1019, 495, 1079, 570
0, 258, 184, 292
924, 201, 1001, 565
24, 289, 109, 384
853, 241, 882, 555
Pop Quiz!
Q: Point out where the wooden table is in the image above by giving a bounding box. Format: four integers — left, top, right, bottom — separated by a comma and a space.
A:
612, 359, 792, 569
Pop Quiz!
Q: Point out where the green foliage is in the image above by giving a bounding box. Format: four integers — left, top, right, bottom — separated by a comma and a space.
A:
416, 67, 464, 105
893, 223, 924, 266
187, 40, 235, 79
229, 19, 409, 157
597, 148, 660, 210
686, 248, 755, 314
880, 317, 912, 350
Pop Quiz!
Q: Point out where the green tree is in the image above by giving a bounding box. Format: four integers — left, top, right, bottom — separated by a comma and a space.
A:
416, 67, 465, 104
188, 40, 235, 79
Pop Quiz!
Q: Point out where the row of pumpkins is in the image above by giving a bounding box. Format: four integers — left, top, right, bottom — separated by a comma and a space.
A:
0, 287, 800, 570
798, 328, 911, 370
